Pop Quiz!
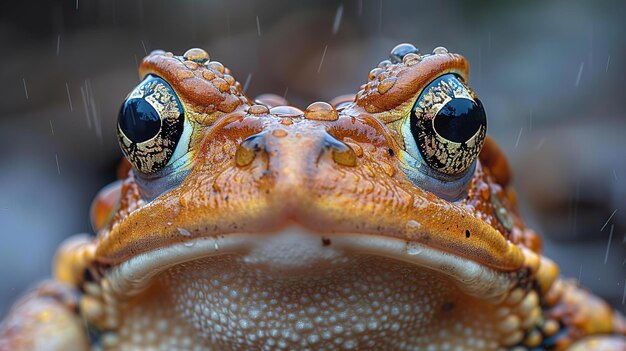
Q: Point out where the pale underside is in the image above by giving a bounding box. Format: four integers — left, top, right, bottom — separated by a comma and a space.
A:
106, 227, 521, 351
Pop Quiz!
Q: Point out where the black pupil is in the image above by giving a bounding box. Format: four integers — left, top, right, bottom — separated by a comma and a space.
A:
433, 98, 485, 143
118, 98, 161, 143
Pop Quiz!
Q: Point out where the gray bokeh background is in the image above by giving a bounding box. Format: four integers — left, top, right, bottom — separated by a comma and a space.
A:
1, 0, 624, 317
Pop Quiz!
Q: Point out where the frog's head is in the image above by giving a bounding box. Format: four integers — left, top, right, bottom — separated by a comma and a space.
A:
56, 45, 559, 349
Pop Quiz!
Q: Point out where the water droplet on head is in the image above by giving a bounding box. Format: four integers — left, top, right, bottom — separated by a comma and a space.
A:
183, 61, 199, 70
368, 67, 383, 81
202, 70, 216, 80
223, 74, 235, 85
432, 46, 449, 55
377, 77, 397, 94
377, 59, 392, 69
269, 105, 303, 117
402, 52, 422, 66
254, 93, 289, 108
304, 101, 338, 121
206, 61, 225, 74
389, 43, 419, 63
150, 49, 166, 56
183, 48, 210, 63
248, 104, 269, 115
212, 78, 230, 93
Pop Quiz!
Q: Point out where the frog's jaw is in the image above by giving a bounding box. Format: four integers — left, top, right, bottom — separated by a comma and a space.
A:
106, 226, 517, 301
104, 226, 527, 350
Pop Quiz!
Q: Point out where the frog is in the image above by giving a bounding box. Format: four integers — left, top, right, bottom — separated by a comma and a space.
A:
1, 43, 624, 351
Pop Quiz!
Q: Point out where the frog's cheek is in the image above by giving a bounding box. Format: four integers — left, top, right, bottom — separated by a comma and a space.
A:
89, 180, 122, 233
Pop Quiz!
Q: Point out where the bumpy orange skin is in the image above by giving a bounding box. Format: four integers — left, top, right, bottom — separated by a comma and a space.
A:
1, 47, 625, 351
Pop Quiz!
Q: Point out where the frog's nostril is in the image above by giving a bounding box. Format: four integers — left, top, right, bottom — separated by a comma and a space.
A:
323, 133, 357, 167
235, 132, 267, 167
304, 102, 338, 121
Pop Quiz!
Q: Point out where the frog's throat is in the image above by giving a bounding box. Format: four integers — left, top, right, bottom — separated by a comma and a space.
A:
105, 226, 520, 301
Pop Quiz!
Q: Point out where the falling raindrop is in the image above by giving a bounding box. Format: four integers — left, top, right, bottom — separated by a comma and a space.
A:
243, 73, 253, 93
575, 62, 584, 87
600, 209, 618, 231
22, 78, 28, 100
514, 127, 523, 149
317, 45, 328, 73
535, 137, 545, 150
55, 154, 61, 175
66, 83, 73, 111
332, 4, 343, 35
604, 224, 614, 264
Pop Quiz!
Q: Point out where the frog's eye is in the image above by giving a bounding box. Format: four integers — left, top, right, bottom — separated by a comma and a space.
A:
117, 75, 186, 174
400, 73, 486, 199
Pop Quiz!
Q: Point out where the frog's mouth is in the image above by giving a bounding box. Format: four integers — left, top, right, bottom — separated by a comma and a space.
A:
104, 225, 520, 302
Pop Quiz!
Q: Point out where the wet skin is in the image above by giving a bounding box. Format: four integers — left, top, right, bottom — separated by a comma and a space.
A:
0, 44, 625, 351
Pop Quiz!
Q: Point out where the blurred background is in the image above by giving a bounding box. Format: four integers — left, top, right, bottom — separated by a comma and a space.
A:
0, 0, 624, 317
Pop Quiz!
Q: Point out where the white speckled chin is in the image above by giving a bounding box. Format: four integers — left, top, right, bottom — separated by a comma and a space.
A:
108, 226, 526, 350
106, 226, 517, 300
